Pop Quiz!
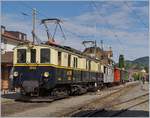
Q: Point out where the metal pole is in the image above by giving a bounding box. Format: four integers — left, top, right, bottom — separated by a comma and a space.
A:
101, 40, 103, 50
94, 40, 97, 58
32, 8, 36, 44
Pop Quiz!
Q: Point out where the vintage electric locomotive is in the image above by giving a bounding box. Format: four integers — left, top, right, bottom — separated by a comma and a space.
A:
13, 43, 106, 96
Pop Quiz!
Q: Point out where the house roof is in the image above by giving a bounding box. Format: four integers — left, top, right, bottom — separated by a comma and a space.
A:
83, 47, 103, 53
83, 47, 113, 58
2, 31, 29, 43
103, 50, 113, 57
1, 52, 13, 63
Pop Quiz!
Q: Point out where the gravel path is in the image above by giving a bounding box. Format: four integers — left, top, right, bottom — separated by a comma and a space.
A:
110, 82, 149, 117
4, 92, 117, 117
71, 82, 149, 117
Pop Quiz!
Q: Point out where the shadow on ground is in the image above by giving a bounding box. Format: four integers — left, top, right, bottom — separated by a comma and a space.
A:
71, 109, 149, 117
1, 93, 20, 100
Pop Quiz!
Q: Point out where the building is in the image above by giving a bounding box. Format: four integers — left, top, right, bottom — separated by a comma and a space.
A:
83, 46, 114, 65
1, 25, 29, 91
1, 26, 28, 53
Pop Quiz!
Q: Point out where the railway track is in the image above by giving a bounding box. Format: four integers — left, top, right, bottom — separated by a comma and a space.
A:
84, 99, 149, 117
74, 93, 149, 117
15, 82, 138, 102
62, 83, 139, 117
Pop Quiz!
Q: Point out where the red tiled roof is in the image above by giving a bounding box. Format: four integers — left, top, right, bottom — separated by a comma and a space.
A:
2, 31, 29, 43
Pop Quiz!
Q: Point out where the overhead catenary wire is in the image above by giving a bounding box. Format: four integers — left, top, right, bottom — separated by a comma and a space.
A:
90, 1, 125, 54
124, 1, 148, 29
20, 2, 104, 45
62, 2, 97, 42
19, 2, 50, 19
58, 23, 67, 40
90, 1, 123, 46
19, 2, 68, 43
17, 1, 131, 53
52, 24, 58, 40
18, 2, 44, 44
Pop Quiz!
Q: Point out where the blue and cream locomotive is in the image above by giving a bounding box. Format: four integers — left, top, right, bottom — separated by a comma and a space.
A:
13, 43, 105, 96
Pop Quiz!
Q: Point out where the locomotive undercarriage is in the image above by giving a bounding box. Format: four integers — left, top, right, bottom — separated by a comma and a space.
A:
20, 82, 103, 97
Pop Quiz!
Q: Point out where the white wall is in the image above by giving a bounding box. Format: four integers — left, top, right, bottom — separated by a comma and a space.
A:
1, 39, 18, 52
5, 43, 17, 51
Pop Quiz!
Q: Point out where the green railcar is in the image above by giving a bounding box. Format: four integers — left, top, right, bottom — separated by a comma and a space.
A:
120, 70, 129, 83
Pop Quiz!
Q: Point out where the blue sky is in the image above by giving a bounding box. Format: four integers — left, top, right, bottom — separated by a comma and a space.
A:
1, 1, 149, 62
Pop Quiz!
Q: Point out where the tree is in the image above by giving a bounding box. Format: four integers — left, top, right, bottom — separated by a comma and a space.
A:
132, 73, 141, 81
119, 54, 125, 69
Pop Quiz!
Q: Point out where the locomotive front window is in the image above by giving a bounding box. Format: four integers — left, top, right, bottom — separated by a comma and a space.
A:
31, 49, 36, 63
17, 49, 26, 63
40, 49, 50, 63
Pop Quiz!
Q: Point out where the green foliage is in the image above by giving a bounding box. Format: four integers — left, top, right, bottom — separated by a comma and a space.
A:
119, 55, 125, 69
132, 73, 141, 81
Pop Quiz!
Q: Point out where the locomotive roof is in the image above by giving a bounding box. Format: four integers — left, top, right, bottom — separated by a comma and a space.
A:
55, 45, 100, 62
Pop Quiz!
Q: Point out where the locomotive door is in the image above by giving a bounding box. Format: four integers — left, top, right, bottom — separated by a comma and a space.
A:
67, 69, 72, 83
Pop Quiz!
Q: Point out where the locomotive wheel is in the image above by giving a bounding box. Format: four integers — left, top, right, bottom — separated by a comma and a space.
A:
51, 87, 69, 98
87, 82, 98, 92
39, 88, 48, 96
70, 85, 87, 95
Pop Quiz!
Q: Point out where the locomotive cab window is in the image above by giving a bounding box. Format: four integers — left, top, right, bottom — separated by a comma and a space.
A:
31, 49, 36, 63
40, 48, 50, 63
17, 49, 26, 63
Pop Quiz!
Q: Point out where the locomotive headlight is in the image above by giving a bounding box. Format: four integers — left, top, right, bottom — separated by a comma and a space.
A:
44, 72, 49, 77
13, 71, 19, 77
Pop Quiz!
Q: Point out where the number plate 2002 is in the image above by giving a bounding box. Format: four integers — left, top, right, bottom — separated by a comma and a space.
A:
29, 66, 37, 69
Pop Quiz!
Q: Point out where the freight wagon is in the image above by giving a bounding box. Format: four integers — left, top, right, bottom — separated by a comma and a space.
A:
114, 67, 121, 83
120, 70, 129, 83
103, 65, 114, 86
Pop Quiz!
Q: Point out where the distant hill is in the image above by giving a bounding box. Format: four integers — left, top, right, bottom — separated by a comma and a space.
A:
125, 56, 149, 70
133, 56, 149, 66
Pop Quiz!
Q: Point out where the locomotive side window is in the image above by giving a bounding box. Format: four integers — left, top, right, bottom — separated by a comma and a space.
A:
76, 58, 78, 68
40, 48, 50, 63
68, 54, 71, 67
17, 49, 26, 63
31, 49, 36, 63
73, 57, 76, 68
58, 51, 61, 66
73, 57, 78, 68
89, 61, 91, 70
86, 60, 88, 69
